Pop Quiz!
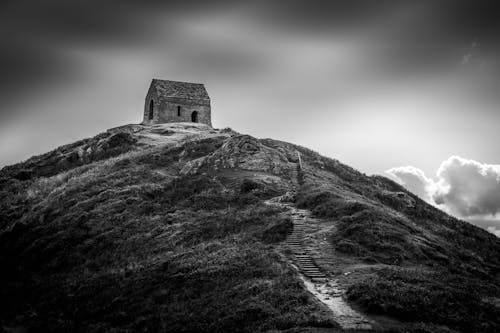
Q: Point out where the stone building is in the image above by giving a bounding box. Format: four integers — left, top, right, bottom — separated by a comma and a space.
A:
143, 79, 211, 126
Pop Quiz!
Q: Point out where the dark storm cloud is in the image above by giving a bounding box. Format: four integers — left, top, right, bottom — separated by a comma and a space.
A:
1, 0, 499, 118
1, 0, 499, 93
0, 0, 163, 114
2, 0, 500, 171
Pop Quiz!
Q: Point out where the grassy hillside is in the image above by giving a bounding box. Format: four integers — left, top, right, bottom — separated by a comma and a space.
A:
0, 124, 337, 332
291, 145, 500, 332
1, 123, 499, 332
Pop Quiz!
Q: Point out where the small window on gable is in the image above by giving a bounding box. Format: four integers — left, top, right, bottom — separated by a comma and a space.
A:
177, 106, 181, 117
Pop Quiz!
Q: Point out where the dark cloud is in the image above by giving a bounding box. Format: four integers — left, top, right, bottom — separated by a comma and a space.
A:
2, 0, 499, 98
1, 0, 500, 180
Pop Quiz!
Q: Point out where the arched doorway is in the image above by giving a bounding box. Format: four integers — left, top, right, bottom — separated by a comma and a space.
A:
191, 111, 198, 123
148, 100, 154, 120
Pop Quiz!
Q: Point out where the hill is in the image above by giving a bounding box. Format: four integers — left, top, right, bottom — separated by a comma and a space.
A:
1, 123, 499, 332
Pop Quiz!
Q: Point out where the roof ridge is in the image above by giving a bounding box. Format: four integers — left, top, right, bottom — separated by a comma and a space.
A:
150, 79, 210, 100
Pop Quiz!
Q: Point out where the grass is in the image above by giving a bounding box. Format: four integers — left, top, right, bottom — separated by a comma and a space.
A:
0, 138, 335, 332
2, 125, 500, 332
293, 153, 500, 332
346, 267, 500, 333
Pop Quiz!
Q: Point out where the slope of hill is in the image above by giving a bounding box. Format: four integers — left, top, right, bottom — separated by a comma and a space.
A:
1, 123, 499, 332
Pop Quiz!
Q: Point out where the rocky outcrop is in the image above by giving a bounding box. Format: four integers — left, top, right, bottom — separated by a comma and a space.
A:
180, 135, 297, 178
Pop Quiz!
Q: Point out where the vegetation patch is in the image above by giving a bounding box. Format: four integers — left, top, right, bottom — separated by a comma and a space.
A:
0, 143, 333, 332
346, 267, 500, 333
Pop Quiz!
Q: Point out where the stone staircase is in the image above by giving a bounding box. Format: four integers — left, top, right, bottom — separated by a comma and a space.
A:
284, 210, 328, 282
266, 195, 374, 330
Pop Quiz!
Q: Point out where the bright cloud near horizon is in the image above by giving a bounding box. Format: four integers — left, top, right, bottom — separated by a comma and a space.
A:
387, 156, 500, 236
1, 1, 499, 234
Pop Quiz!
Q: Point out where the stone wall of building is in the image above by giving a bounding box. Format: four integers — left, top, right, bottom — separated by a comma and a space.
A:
143, 92, 211, 126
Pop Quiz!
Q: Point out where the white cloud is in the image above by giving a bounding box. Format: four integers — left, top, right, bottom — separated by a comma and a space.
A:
488, 227, 500, 237
386, 165, 436, 202
386, 156, 500, 237
433, 156, 500, 217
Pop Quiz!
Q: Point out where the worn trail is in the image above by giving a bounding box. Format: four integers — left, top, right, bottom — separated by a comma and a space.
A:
266, 197, 373, 330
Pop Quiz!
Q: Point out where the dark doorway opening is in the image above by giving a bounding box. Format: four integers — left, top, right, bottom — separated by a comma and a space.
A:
177, 106, 181, 117
191, 111, 198, 123
148, 100, 154, 120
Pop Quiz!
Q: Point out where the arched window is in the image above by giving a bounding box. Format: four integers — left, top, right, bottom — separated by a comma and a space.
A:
177, 106, 181, 117
148, 100, 154, 120
191, 111, 198, 123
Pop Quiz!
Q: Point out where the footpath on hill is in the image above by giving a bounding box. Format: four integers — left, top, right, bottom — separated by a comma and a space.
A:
265, 195, 374, 331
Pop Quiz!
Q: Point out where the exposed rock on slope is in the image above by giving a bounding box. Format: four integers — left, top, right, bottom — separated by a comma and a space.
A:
0, 123, 499, 333
182, 134, 296, 176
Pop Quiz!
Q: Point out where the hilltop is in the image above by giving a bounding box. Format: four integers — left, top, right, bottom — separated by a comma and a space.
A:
1, 123, 499, 332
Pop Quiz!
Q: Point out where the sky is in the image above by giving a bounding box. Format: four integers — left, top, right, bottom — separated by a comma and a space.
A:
0, 0, 499, 234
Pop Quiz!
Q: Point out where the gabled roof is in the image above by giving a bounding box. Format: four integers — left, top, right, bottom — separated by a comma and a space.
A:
151, 79, 210, 100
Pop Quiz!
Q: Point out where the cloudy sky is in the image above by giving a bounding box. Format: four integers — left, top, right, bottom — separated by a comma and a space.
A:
1, 0, 499, 234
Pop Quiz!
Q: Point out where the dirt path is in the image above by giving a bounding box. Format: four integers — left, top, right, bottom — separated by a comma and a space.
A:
266, 196, 374, 330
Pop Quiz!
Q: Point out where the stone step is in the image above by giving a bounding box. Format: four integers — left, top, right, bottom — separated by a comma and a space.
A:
303, 273, 326, 277
304, 274, 326, 278
311, 278, 328, 282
